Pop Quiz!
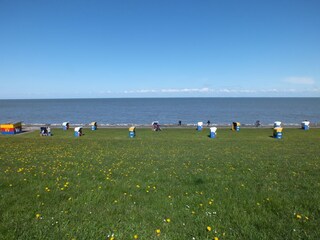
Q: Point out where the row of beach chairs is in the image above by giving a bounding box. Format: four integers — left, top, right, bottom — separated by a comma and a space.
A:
51, 120, 311, 139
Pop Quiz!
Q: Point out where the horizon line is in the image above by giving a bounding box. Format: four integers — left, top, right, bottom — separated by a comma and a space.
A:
1, 96, 320, 100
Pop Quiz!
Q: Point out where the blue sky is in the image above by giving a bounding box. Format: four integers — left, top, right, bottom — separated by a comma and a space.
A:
0, 0, 319, 99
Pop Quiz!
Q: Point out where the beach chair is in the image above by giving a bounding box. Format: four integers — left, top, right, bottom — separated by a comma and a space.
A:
301, 120, 310, 130
74, 127, 83, 137
232, 122, 240, 131
90, 122, 97, 130
129, 126, 136, 137
210, 127, 217, 138
152, 121, 161, 131
62, 122, 69, 130
40, 127, 48, 136
197, 122, 203, 131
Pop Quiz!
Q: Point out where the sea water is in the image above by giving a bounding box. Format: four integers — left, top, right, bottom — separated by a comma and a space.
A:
0, 98, 319, 126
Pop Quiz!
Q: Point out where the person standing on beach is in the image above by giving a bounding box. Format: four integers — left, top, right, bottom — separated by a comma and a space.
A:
207, 120, 211, 126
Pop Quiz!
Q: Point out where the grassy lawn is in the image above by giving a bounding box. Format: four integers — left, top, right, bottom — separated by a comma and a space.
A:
0, 127, 319, 239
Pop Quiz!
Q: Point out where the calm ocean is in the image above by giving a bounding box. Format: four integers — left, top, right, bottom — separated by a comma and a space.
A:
0, 98, 319, 126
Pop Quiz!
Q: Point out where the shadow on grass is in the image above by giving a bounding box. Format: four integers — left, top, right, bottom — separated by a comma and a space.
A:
194, 178, 205, 185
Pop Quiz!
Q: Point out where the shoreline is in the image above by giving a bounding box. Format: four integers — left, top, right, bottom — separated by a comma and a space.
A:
22, 123, 319, 130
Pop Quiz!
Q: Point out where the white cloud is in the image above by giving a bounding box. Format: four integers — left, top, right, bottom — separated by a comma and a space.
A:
99, 84, 319, 96
121, 87, 320, 95
124, 89, 157, 93
160, 88, 211, 93
284, 77, 315, 85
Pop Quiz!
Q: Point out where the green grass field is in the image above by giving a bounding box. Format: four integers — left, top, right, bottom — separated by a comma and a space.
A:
1, 128, 319, 239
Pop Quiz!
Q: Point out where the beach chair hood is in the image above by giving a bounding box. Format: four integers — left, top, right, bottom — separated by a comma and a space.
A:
74, 127, 82, 132
210, 127, 217, 133
62, 122, 69, 126
274, 121, 281, 127
197, 122, 203, 126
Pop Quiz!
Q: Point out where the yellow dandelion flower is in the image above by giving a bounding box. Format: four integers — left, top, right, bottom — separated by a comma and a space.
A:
206, 226, 212, 232
213, 237, 219, 240
133, 234, 139, 239
36, 213, 41, 219
155, 229, 161, 234
166, 218, 171, 223
296, 214, 302, 219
